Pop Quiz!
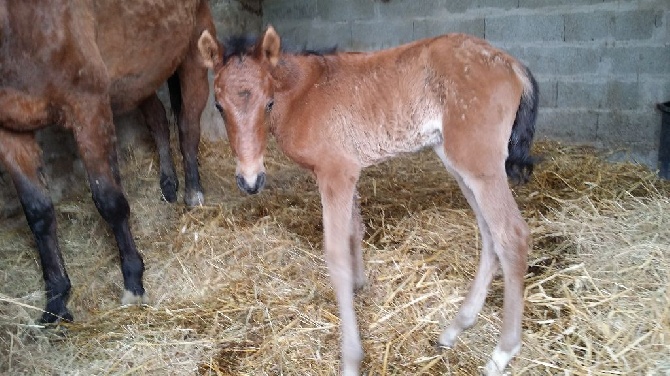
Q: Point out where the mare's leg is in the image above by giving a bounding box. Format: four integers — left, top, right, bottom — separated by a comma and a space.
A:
139, 94, 179, 203
317, 166, 364, 376
0, 129, 73, 323
70, 96, 146, 304
350, 193, 367, 290
433, 146, 498, 346
174, 53, 208, 207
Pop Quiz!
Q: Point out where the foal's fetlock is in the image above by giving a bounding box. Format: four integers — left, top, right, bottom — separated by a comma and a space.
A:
353, 275, 367, 292
438, 323, 464, 348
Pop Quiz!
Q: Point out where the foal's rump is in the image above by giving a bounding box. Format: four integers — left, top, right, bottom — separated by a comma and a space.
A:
424, 34, 538, 180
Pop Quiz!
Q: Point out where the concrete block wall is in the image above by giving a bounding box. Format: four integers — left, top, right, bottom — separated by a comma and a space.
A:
263, 0, 670, 164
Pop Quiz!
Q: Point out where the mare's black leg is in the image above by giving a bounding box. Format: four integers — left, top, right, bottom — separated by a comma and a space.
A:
71, 97, 146, 304
0, 129, 73, 323
174, 54, 208, 207
139, 94, 178, 203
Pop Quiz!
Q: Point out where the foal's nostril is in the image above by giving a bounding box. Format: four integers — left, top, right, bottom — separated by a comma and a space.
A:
236, 172, 266, 195
255, 172, 266, 192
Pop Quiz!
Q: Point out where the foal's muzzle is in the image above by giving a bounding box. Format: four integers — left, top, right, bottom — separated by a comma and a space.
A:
236, 172, 266, 195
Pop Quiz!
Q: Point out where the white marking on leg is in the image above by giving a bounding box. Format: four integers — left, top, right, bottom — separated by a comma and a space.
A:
484, 344, 520, 376
121, 289, 148, 305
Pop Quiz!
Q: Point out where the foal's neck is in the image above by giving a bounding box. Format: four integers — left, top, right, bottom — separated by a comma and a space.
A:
273, 53, 331, 98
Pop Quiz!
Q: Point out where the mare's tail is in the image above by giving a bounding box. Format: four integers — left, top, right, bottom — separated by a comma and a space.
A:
506, 64, 539, 184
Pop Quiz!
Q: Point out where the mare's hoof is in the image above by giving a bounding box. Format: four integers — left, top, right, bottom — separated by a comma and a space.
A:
121, 290, 148, 306
160, 174, 179, 203
184, 190, 204, 208
40, 309, 73, 325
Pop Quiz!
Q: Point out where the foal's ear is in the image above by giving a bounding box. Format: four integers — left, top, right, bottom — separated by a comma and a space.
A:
258, 25, 281, 67
198, 30, 221, 70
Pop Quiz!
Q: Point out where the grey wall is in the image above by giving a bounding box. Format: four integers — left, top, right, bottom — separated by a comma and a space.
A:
263, 0, 670, 164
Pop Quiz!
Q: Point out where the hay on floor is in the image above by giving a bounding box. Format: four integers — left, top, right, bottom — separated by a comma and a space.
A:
0, 140, 668, 375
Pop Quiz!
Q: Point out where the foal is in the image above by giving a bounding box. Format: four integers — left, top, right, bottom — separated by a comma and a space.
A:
199, 26, 538, 375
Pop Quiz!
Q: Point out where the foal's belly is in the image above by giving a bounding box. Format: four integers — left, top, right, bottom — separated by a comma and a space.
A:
352, 113, 444, 167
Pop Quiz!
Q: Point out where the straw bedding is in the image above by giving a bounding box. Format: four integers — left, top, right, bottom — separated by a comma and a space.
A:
0, 138, 668, 375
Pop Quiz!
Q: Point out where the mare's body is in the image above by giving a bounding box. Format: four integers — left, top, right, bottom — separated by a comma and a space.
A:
200, 27, 538, 375
0, 0, 215, 323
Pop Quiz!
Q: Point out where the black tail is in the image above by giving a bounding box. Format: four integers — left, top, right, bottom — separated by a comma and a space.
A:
506, 65, 539, 184
167, 73, 182, 121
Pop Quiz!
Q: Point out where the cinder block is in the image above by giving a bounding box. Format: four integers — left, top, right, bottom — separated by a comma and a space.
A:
557, 81, 640, 110
504, 46, 601, 75
613, 10, 662, 41
378, 0, 448, 19
486, 14, 564, 42
518, 0, 602, 9
562, 9, 661, 42
307, 22, 353, 51
263, 0, 316, 21
597, 110, 659, 145
317, 0, 376, 22
271, 21, 312, 50
444, 0, 518, 13
536, 79, 557, 108
565, 11, 613, 41
351, 20, 414, 50
413, 18, 485, 39
535, 109, 599, 141
604, 46, 670, 74
640, 78, 670, 109
472, 0, 518, 10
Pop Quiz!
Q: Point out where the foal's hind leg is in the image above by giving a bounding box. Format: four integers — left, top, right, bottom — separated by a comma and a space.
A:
462, 174, 528, 374
71, 96, 146, 305
435, 145, 528, 374
174, 54, 208, 207
139, 94, 179, 203
0, 130, 73, 323
435, 166, 498, 346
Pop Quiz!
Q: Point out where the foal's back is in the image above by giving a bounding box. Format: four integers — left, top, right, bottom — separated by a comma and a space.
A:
285, 34, 526, 167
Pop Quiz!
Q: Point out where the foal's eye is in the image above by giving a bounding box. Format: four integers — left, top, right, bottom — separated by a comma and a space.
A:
214, 101, 224, 113
266, 99, 275, 112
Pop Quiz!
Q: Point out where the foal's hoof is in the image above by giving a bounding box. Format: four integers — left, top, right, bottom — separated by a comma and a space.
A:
160, 173, 179, 203
121, 290, 148, 306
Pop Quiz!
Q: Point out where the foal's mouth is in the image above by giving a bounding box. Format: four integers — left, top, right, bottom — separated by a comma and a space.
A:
236, 172, 266, 195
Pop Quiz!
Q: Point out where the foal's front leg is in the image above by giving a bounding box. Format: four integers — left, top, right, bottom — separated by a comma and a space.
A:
350, 194, 367, 290
317, 168, 363, 376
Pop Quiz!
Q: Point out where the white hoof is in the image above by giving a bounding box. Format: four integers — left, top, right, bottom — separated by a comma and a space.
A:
121, 290, 148, 306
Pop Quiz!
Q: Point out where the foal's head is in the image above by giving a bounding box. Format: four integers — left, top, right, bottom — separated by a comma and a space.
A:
198, 27, 281, 195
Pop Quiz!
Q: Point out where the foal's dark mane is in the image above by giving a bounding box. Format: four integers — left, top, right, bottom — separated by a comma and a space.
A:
222, 34, 337, 63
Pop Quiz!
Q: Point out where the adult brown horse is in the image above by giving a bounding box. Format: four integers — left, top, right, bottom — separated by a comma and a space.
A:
0, 0, 215, 323
199, 26, 539, 375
